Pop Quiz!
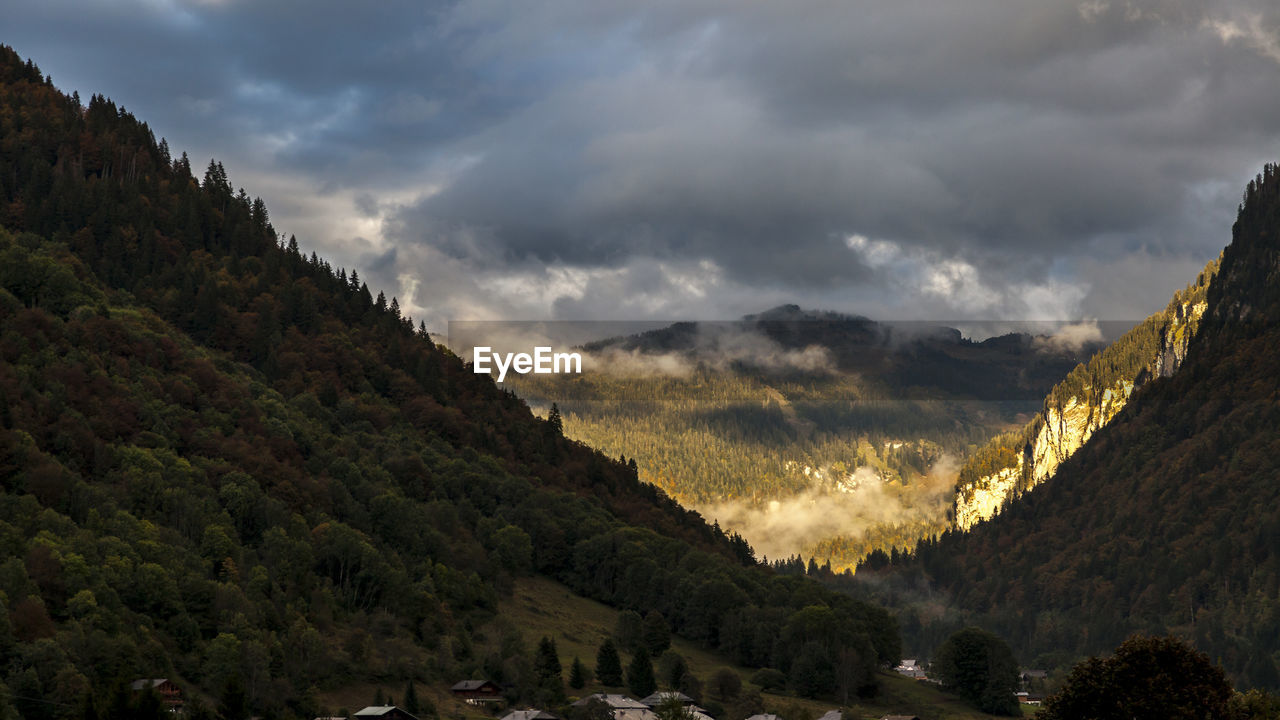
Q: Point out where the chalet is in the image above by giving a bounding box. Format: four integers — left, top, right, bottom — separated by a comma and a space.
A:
881, 716, 922, 720
817, 711, 842, 720
354, 707, 420, 720
894, 659, 927, 680
130, 679, 182, 711
451, 680, 503, 704
573, 695, 655, 720
613, 709, 659, 720
1015, 691, 1043, 706
640, 691, 694, 708
743, 714, 782, 720
500, 710, 559, 720
1020, 669, 1048, 694
572, 694, 649, 710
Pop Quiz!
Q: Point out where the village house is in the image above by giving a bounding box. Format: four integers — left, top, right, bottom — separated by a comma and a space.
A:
573, 694, 656, 720
500, 710, 559, 720
130, 679, 182, 712
354, 706, 420, 720
573, 694, 649, 711
451, 680, 504, 705
639, 692, 717, 720
639, 691, 693, 707
893, 659, 928, 680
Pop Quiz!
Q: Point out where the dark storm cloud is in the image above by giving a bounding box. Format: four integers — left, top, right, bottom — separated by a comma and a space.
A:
7, 0, 1280, 324
382, 0, 1280, 314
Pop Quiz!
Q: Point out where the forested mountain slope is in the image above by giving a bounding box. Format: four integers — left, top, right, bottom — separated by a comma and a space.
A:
0, 47, 899, 718
952, 257, 1218, 528
866, 165, 1280, 690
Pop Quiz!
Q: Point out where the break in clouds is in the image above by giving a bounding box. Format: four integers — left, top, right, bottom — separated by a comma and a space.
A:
11, 0, 1280, 328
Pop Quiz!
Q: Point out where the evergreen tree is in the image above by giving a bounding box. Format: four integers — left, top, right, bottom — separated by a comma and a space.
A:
548, 403, 564, 435
627, 648, 657, 699
536, 636, 565, 703
403, 679, 420, 714
596, 639, 624, 687
570, 657, 588, 689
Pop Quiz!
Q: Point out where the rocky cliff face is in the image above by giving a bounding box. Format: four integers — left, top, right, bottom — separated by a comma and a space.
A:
954, 267, 1218, 530
954, 466, 1020, 530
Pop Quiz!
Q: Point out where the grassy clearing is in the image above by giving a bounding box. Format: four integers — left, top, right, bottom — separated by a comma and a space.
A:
319, 576, 1030, 720
499, 576, 1028, 720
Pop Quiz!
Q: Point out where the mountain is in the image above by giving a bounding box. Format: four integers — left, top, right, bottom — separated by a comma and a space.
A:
864, 165, 1280, 690
506, 308, 1099, 568
952, 258, 1219, 528
0, 47, 900, 718
584, 305, 1098, 402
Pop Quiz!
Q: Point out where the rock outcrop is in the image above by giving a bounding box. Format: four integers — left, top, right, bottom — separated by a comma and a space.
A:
954, 262, 1219, 530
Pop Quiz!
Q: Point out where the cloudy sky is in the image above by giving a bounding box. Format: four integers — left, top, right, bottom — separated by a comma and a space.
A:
10, 0, 1280, 329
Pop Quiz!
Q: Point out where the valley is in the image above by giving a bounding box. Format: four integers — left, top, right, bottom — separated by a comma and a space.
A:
502, 312, 1098, 569
4, 28, 1280, 720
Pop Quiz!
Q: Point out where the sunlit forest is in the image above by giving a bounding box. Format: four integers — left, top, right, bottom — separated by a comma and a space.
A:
506, 323, 1087, 568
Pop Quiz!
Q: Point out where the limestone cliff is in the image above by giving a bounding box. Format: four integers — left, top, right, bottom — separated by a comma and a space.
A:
953, 258, 1219, 529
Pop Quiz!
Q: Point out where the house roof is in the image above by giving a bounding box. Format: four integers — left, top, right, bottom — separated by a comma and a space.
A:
613, 709, 658, 720
130, 679, 170, 691
355, 707, 418, 720
817, 711, 842, 720
502, 711, 559, 720
452, 680, 498, 691
640, 691, 693, 707
881, 715, 922, 720
572, 694, 648, 709
744, 714, 782, 720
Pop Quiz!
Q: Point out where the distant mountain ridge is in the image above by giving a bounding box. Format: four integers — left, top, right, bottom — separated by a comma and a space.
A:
583, 304, 1102, 402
